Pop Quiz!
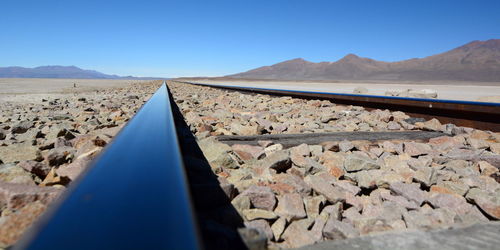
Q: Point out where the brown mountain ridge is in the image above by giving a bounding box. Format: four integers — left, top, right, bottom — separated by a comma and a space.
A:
228, 39, 500, 82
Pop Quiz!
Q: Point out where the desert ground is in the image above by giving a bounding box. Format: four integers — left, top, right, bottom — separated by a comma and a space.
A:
186, 79, 500, 103
0, 79, 499, 249
0, 78, 161, 248
169, 82, 500, 248
0, 78, 152, 103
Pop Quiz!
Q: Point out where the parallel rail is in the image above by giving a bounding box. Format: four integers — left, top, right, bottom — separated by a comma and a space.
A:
181, 81, 500, 132
17, 82, 201, 250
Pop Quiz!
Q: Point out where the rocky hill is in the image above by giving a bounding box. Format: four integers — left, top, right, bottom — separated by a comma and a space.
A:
228, 39, 500, 82
0, 65, 149, 79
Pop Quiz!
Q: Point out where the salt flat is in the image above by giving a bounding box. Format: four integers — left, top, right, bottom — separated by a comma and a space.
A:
189, 79, 500, 103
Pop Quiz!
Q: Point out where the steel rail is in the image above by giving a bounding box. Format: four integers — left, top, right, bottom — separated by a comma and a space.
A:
181, 81, 500, 132
16, 82, 201, 250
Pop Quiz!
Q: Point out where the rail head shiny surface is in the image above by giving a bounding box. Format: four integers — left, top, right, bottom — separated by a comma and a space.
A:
18, 82, 201, 250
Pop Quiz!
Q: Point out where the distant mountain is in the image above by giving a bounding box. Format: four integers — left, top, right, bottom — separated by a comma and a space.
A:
0, 65, 156, 79
228, 39, 500, 82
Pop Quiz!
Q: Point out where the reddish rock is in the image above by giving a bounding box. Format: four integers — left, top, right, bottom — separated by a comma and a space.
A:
282, 219, 316, 248
323, 219, 359, 240
274, 193, 306, 220
72, 134, 96, 149
0, 182, 62, 210
304, 174, 346, 203
241, 185, 276, 211
380, 189, 419, 209
72, 135, 107, 149
217, 171, 230, 179
343, 153, 380, 172
304, 195, 327, 219
428, 136, 463, 152
334, 180, 361, 195
321, 152, 345, 179
427, 192, 472, 215
233, 150, 253, 162
261, 151, 291, 173
389, 182, 427, 205
268, 182, 295, 195
430, 185, 455, 195
327, 164, 345, 179
345, 193, 367, 211
272, 174, 311, 197
404, 142, 432, 156
421, 118, 442, 131
478, 161, 498, 177
0, 201, 47, 248
219, 180, 236, 200
17, 160, 51, 178
470, 130, 491, 140
466, 188, 500, 219
290, 153, 309, 168
320, 151, 343, 164
251, 165, 273, 182
197, 124, 213, 133
46, 146, 76, 166
40, 168, 68, 186
467, 137, 490, 150
231, 144, 265, 161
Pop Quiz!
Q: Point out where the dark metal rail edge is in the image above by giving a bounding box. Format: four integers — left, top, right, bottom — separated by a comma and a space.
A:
179, 81, 500, 132
16, 82, 201, 250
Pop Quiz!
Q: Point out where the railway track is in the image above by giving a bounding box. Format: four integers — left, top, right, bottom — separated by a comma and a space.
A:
16, 83, 202, 249
181, 81, 500, 132
14, 81, 500, 249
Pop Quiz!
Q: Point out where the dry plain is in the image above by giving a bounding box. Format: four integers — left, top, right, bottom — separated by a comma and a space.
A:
0, 78, 151, 102
187, 79, 500, 103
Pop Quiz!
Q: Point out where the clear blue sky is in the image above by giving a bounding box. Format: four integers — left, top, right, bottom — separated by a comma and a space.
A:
1, 0, 499, 77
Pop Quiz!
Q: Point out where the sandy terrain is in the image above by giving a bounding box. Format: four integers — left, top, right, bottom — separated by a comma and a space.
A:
188, 79, 500, 103
0, 78, 151, 103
